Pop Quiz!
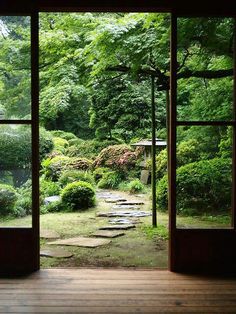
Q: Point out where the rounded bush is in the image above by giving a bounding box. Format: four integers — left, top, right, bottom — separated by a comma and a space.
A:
40, 177, 61, 197
53, 137, 69, 153
0, 184, 17, 215
59, 170, 95, 187
50, 130, 78, 141
39, 127, 54, 161
156, 158, 231, 215
61, 181, 96, 210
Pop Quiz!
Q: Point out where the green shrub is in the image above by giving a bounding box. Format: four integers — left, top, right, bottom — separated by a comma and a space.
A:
127, 179, 145, 194
0, 184, 17, 216
39, 127, 54, 161
53, 137, 69, 153
65, 138, 120, 159
50, 130, 78, 141
93, 167, 110, 182
97, 171, 122, 189
147, 149, 167, 181
59, 170, 95, 187
61, 181, 96, 210
14, 180, 32, 217
177, 139, 201, 166
157, 158, 231, 215
40, 200, 64, 214
40, 177, 61, 196
42, 156, 92, 181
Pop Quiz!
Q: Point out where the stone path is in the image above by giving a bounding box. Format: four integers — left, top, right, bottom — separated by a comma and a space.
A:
43, 190, 149, 259
49, 237, 111, 248
92, 230, 125, 238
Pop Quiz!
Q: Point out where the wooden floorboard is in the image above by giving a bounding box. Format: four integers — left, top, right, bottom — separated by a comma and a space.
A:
0, 269, 236, 313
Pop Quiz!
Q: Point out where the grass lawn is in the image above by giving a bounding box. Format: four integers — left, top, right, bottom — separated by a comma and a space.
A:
0, 189, 230, 268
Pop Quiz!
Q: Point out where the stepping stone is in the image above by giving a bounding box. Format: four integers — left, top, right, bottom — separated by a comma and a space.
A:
99, 225, 135, 230
117, 201, 145, 205
40, 229, 60, 239
97, 211, 151, 218
105, 198, 127, 203
96, 192, 114, 199
40, 248, 73, 258
44, 195, 61, 205
112, 204, 140, 210
48, 237, 111, 248
92, 230, 125, 238
109, 218, 138, 225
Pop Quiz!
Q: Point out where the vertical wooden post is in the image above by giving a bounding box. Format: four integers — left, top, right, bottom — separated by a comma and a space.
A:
151, 75, 157, 227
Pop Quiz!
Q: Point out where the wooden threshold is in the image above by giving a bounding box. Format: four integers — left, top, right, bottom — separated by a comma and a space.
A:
0, 268, 236, 313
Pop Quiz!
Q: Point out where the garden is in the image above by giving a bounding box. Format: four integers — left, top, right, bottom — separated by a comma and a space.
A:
0, 14, 233, 267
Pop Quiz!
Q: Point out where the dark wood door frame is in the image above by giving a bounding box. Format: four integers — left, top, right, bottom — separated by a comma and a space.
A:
0, 1, 236, 275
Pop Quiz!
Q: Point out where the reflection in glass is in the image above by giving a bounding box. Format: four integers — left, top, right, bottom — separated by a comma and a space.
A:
0, 16, 31, 119
0, 125, 32, 226
177, 17, 234, 121
176, 126, 232, 228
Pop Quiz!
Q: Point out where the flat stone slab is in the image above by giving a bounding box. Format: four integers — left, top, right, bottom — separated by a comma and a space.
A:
97, 211, 151, 218
92, 230, 125, 238
48, 237, 111, 248
105, 198, 127, 203
108, 218, 138, 225
117, 201, 145, 205
44, 195, 61, 205
99, 225, 135, 230
40, 248, 73, 258
112, 205, 141, 210
40, 229, 60, 239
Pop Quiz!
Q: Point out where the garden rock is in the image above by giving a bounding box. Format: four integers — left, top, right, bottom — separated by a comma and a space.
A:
92, 230, 125, 238
108, 218, 138, 225
105, 198, 127, 203
48, 237, 111, 247
40, 229, 60, 239
99, 225, 135, 230
44, 195, 61, 205
40, 248, 73, 258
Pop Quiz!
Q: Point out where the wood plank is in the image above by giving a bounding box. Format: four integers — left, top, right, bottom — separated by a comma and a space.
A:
0, 269, 235, 313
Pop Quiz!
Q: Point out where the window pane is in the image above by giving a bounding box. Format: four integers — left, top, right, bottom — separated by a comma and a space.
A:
175, 126, 232, 229
0, 125, 32, 227
0, 16, 31, 119
177, 17, 234, 121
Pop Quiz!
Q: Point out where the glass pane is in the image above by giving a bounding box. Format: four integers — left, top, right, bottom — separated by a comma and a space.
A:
175, 126, 232, 229
177, 17, 234, 121
0, 125, 32, 227
0, 16, 31, 119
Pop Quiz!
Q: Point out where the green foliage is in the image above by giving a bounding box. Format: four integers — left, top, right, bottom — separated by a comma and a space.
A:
50, 130, 78, 141
141, 224, 169, 240
40, 177, 61, 197
39, 127, 54, 161
53, 137, 69, 153
157, 158, 232, 215
0, 184, 17, 216
40, 200, 64, 214
93, 167, 110, 183
65, 138, 121, 159
42, 155, 92, 181
59, 170, 95, 187
94, 144, 141, 173
61, 181, 95, 210
127, 179, 145, 194
177, 139, 201, 167
14, 181, 32, 217
97, 171, 122, 189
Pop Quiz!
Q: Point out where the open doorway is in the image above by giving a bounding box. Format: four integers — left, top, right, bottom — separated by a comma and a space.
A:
0, 13, 234, 270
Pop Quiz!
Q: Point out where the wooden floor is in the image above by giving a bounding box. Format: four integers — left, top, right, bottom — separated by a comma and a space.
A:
0, 269, 236, 313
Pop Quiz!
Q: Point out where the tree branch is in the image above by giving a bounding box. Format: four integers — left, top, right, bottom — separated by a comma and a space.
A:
177, 68, 233, 79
